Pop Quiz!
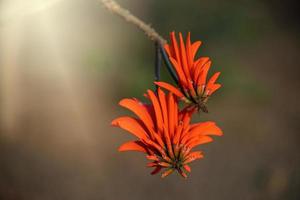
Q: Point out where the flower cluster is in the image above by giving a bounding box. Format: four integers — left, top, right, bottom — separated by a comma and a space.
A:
112, 32, 223, 178
156, 32, 221, 112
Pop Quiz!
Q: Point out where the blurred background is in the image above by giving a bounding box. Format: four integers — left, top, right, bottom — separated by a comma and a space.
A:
0, 0, 299, 199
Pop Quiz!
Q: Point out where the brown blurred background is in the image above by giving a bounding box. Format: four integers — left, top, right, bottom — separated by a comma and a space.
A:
0, 0, 299, 199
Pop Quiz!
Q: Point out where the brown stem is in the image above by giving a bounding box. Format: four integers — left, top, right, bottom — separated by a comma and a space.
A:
99, 0, 166, 44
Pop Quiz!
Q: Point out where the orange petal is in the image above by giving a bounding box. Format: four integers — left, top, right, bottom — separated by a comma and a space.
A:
169, 57, 188, 87
143, 138, 166, 157
187, 136, 213, 149
170, 32, 181, 66
119, 98, 154, 136
178, 168, 188, 178
146, 155, 160, 161
191, 41, 202, 61
192, 57, 210, 82
183, 164, 191, 173
197, 61, 211, 86
189, 121, 223, 137
150, 129, 164, 148
186, 32, 193, 69
147, 89, 164, 133
183, 151, 203, 164
173, 123, 183, 145
157, 88, 169, 132
118, 141, 147, 153
158, 162, 172, 167
157, 89, 174, 159
147, 162, 158, 167
168, 93, 175, 139
207, 84, 221, 95
111, 116, 148, 140
161, 168, 174, 178
207, 72, 221, 86
179, 33, 191, 81
154, 81, 184, 98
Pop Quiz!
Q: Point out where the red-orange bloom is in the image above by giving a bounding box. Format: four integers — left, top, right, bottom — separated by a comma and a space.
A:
112, 89, 222, 178
155, 32, 221, 112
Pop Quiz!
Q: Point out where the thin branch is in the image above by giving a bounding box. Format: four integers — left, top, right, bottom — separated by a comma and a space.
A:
154, 41, 161, 92
99, 0, 166, 44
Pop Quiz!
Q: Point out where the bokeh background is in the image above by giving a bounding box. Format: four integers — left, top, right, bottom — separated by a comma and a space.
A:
0, 0, 299, 199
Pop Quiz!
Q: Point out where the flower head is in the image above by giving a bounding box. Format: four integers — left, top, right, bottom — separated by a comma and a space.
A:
155, 32, 221, 112
112, 89, 222, 178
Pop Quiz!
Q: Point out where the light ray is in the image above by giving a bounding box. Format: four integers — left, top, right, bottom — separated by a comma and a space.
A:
0, 0, 64, 24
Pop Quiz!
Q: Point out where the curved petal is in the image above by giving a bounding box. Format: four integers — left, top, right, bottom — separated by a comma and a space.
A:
186, 32, 193, 68
207, 72, 221, 86
197, 61, 211, 86
111, 116, 149, 140
192, 57, 210, 82
170, 31, 181, 66
157, 89, 174, 159
183, 164, 191, 173
119, 98, 154, 134
179, 32, 191, 81
183, 151, 204, 164
207, 84, 221, 95
189, 121, 223, 137
118, 141, 147, 153
168, 93, 175, 139
186, 136, 213, 149
154, 81, 184, 98
169, 57, 188, 86
147, 89, 163, 133
191, 41, 202, 61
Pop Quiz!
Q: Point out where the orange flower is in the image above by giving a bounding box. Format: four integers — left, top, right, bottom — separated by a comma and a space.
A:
156, 32, 221, 112
112, 89, 223, 178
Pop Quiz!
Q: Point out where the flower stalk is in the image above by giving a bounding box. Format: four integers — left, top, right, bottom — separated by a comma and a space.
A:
100, 0, 166, 44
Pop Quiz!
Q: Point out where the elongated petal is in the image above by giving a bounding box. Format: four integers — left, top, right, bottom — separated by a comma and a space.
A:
154, 81, 184, 98
161, 168, 174, 178
192, 57, 210, 82
191, 41, 202, 61
183, 151, 204, 164
119, 98, 154, 135
178, 168, 188, 178
158, 162, 172, 167
179, 32, 191, 81
173, 123, 183, 144
118, 141, 147, 153
183, 164, 191, 173
189, 121, 223, 137
186, 32, 193, 68
147, 89, 163, 133
169, 57, 188, 86
146, 155, 160, 161
147, 162, 158, 167
170, 31, 181, 66
143, 138, 166, 157
207, 84, 221, 95
111, 116, 148, 140
158, 89, 174, 159
168, 93, 175, 139
207, 72, 221, 86
186, 136, 213, 148
197, 61, 211, 86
